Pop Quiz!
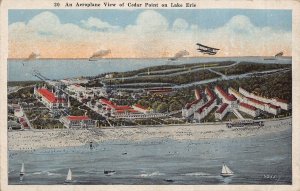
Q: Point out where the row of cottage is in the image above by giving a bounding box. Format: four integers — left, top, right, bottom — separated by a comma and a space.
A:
99, 98, 167, 119
58, 98, 168, 128
182, 86, 291, 121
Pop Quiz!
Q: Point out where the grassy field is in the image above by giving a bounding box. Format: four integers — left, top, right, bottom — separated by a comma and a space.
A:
109, 69, 219, 85
111, 61, 234, 78
214, 62, 290, 76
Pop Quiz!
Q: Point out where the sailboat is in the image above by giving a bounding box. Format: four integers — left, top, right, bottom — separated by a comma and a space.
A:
104, 170, 116, 176
65, 168, 72, 183
221, 163, 234, 177
19, 163, 25, 181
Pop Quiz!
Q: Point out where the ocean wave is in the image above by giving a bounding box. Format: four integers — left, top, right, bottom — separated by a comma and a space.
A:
139, 171, 165, 177
32, 171, 60, 176
184, 172, 211, 176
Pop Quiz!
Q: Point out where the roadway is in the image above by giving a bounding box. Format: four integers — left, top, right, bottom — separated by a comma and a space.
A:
106, 67, 290, 90
104, 62, 239, 82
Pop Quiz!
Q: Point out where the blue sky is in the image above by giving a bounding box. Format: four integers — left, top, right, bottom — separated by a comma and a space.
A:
8, 9, 292, 58
9, 9, 292, 31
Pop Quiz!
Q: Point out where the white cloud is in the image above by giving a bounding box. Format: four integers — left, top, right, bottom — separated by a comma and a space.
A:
225, 15, 254, 31
9, 11, 96, 41
126, 10, 169, 34
8, 11, 292, 58
27, 11, 61, 34
172, 18, 189, 32
80, 17, 120, 31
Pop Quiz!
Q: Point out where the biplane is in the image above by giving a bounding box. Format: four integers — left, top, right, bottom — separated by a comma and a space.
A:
196, 43, 220, 55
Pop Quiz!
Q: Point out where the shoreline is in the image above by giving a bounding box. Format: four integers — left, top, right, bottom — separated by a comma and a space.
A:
8, 117, 292, 151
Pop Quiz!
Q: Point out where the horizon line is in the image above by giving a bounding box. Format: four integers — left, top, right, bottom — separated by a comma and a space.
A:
7, 56, 293, 60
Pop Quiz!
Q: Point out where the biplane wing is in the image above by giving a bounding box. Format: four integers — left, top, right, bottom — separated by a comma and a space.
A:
196, 43, 220, 55
196, 43, 220, 50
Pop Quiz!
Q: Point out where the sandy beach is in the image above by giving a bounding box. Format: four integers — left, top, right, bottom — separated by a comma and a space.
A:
8, 117, 292, 151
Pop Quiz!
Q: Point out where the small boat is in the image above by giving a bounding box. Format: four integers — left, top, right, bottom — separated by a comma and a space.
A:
104, 170, 116, 175
221, 163, 234, 177
88, 58, 97, 61
264, 58, 276, 60
65, 168, 72, 183
164, 179, 174, 182
89, 141, 93, 149
168, 58, 178, 61
19, 163, 25, 182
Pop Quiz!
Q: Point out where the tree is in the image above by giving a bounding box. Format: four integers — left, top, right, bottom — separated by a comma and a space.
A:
157, 103, 168, 113
152, 101, 161, 111
169, 101, 182, 111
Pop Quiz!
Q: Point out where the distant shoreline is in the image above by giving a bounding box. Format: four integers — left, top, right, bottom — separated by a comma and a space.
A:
8, 117, 292, 151
7, 56, 293, 60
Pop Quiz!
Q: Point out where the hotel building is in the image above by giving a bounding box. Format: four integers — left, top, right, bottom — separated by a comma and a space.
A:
34, 85, 69, 110
60, 115, 96, 128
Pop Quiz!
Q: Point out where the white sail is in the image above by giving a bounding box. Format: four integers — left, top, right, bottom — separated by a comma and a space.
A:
20, 163, 25, 174
66, 169, 72, 181
225, 165, 234, 174
221, 164, 234, 176
221, 164, 227, 174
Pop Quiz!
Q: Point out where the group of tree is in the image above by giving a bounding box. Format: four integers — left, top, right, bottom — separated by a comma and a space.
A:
136, 91, 194, 113
214, 70, 292, 102
111, 70, 219, 85
217, 63, 290, 76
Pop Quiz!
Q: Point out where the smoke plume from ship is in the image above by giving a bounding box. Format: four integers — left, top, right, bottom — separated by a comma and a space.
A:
90, 49, 111, 60
26, 52, 40, 61
169, 50, 189, 61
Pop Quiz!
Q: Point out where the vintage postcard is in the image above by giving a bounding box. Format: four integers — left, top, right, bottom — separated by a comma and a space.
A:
1, 0, 300, 190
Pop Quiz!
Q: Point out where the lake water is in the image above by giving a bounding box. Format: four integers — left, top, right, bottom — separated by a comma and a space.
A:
8, 57, 292, 81
8, 126, 291, 185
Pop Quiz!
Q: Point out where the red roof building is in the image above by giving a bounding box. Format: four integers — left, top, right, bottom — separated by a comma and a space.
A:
60, 115, 95, 128
215, 103, 229, 120
239, 87, 290, 111
182, 88, 205, 118
21, 122, 29, 129
195, 88, 202, 100
205, 87, 215, 100
100, 98, 141, 115
198, 99, 215, 114
185, 98, 202, 109
275, 98, 289, 104
216, 103, 229, 114
268, 103, 280, 109
133, 104, 150, 114
37, 88, 65, 103
270, 98, 290, 110
34, 87, 68, 110
247, 97, 265, 105
246, 96, 280, 115
238, 102, 260, 117
239, 102, 256, 111
193, 95, 217, 121
67, 116, 90, 121
100, 98, 116, 108
215, 86, 237, 101
228, 87, 245, 100
116, 105, 132, 110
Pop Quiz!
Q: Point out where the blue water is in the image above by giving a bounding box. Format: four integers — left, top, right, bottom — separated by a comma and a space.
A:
8, 127, 291, 185
8, 57, 292, 81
